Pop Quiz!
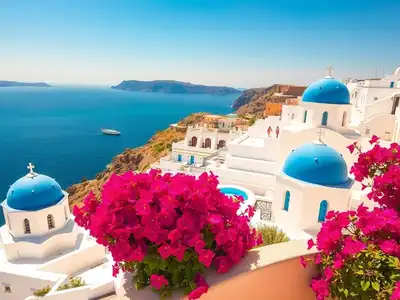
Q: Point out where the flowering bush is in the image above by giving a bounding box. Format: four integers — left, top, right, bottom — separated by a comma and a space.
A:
302, 136, 400, 300
74, 170, 261, 299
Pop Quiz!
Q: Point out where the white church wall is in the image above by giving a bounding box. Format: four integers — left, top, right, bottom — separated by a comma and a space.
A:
7, 195, 69, 238
0, 271, 58, 300
299, 186, 352, 232
4, 231, 78, 261
227, 137, 279, 161
357, 114, 396, 140
364, 93, 397, 120
38, 244, 106, 275
272, 178, 304, 233
301, 102, 352, 132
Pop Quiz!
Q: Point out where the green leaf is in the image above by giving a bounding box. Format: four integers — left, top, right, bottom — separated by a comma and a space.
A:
371, 281, 380, 292
355, 270, 364, 275
343, 289, 349, 297
361, 280, 370, 291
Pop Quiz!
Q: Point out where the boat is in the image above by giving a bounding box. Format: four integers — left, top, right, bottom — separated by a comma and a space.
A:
101, 128, 121, 136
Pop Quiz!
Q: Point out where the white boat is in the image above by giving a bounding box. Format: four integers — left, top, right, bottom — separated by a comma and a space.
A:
101, 128, 121, 136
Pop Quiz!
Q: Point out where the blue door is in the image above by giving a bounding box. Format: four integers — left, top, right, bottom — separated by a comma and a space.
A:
283, 191, 290, 211
321, 112, 328, 126
390, 81, 394, 88
318, 200, 328, 222
303, 110, 308, 123
190, 155, 195, 165
177, 154, 182, 162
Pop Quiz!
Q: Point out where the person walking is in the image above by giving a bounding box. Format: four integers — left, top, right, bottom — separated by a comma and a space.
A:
267, 126, 272, 137
276, 126, 280, 138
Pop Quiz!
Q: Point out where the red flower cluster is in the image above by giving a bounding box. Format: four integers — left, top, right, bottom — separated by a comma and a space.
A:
74, 169, 261, 299
303, 136, 400, 300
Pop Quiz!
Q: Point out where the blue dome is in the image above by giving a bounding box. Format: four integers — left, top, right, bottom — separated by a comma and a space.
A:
283, 143, 348, 186
302, 77, 350, 105
6, 174, 64, 211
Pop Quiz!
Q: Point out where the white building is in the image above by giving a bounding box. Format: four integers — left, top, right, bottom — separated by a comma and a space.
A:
153, 114, 246, 172
0, 164, 115, 300
348, 66, 400, 140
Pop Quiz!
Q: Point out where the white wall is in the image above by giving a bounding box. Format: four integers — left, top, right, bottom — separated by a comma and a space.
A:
4, 231, 78, 261
228, 137, 280, 161
0, 271, 59, 300
39, 244, 106, 275
6, 195, 70, 238
225, 155, 277, 175
358, 114, 396, 141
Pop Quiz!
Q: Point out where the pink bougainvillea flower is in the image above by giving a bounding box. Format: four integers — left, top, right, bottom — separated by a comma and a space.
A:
188, 286, 208, 300
347, 142, 358, 154
369, 135, 380, 145
158, 244, 173, 260
333, 253, 344, 269
391, 281, 400, 300
310, 278, 330, 299
307, 238, 315, 250
342, 237, 366, 256
198, 249, 216, 268
150, 274, 169, 290
300, 256, 307, 268
324, 267, 334, 281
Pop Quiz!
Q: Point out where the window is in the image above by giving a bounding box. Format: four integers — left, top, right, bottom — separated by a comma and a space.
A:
217, 140, 226, 149
342, 112, 347, 126
291, 113, 295, 120
47, 214, 55, 230
318, 200, 328, 222
24, 218, 31, 234
283, 191, 290, 211
321, 111, 328, 126
303, 110, 307, 123
365, 127, 370, 135
64, 206, 68, 220
374, 97, 378, 101
4, 286, 11, 293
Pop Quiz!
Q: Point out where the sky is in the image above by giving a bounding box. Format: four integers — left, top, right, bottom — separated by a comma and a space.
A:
1, 0, 399, 88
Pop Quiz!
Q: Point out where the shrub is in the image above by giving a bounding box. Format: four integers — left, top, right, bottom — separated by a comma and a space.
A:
33, 286, 51, 297
302, 136, 400, 300
73, 170, 262, 299
154, 143, 165, 153
57, 277, 86, 291
254, 225, 289, 247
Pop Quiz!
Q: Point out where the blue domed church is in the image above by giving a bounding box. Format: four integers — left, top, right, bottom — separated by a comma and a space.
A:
0, 163, 74, 260
300, 69, 352, 132
272, 139, 354, 235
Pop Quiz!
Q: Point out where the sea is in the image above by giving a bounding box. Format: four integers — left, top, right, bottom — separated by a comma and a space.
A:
0, 86, 238, 226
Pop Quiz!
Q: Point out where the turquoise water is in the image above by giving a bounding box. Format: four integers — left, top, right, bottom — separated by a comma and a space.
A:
220, 187, 249, 200
0, 86, 237, 225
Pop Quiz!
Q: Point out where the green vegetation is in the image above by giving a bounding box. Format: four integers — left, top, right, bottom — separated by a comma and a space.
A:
33, 286, 51, 297
254, 225, 289, 247
56, 277, 86, 291
248, 116, 257, 126
154, 143, 166, 153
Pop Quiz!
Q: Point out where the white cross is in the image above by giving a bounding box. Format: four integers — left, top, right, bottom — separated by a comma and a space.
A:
27, 163, 35, 174
317, 129, 325, 141
327, 65, 334, 77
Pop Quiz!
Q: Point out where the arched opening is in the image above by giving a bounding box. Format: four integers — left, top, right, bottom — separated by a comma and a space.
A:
321, 111, 328, 126
217, 140, 226, 149
24, 219, 31, 234
47, 214, 55, 230
191, 136, 198, 147
204, 138, 212, 148
342, 111, 347, 126
303, 110, 307, 123
283, 191, 290, 211
318, 200, 328, 222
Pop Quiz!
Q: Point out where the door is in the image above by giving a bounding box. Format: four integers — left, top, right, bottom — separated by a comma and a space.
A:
392, 96, 400, 115
303, 110, 307, 123
177, 154, 182, 162
190, 155, 195, 165
318, 200, 328, 222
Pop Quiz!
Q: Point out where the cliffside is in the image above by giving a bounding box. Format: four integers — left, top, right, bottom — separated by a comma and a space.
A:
232, 84, 306, 117
67, 113, 206, 208
0, 81, 50, 87
111, 80, 241, 95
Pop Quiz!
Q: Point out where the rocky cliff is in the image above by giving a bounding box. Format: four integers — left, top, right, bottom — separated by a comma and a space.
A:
0, 81, 50, 87
111, 80, 241, 95
232, 84, 306, 117
66, 113, 206, 208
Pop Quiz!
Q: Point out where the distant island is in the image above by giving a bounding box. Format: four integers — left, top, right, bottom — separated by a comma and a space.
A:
0, 81, 51, 87
111, 80, 241, 95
